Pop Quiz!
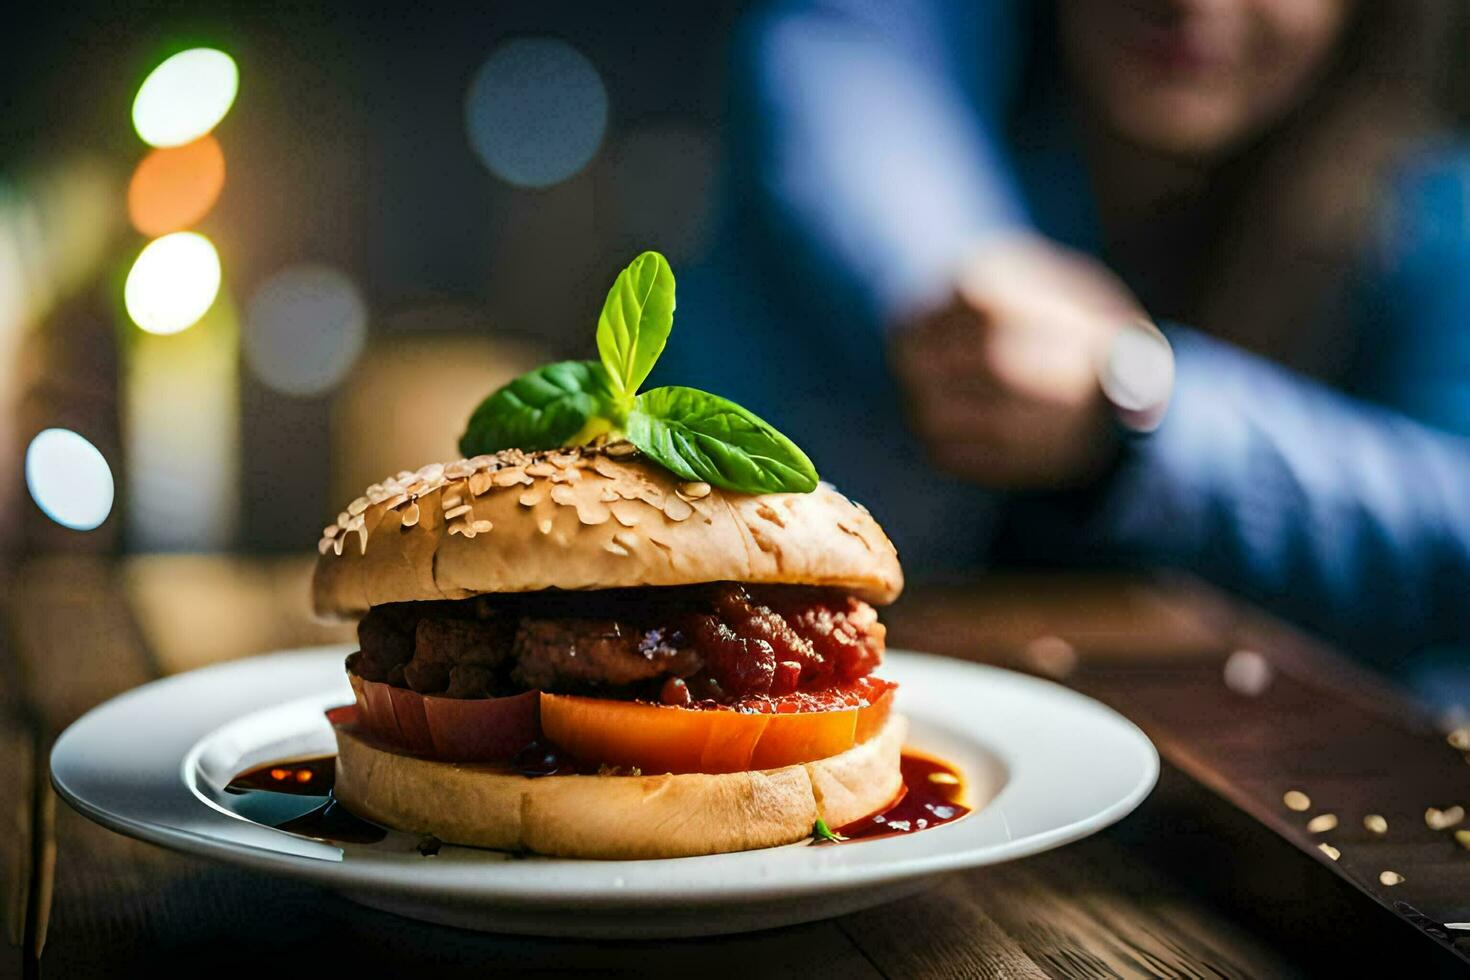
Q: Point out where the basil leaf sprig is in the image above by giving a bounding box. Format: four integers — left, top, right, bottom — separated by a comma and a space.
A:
460, 250, 818, 495
597, 250, 675, 411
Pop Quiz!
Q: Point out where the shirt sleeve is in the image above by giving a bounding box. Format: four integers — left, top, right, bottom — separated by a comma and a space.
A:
1349, 144, 1470, 437
733, 0, 1031, 324
1000, 328, 1470, 660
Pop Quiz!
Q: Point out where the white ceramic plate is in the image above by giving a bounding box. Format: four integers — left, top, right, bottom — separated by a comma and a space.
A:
51, 647, 1157, 938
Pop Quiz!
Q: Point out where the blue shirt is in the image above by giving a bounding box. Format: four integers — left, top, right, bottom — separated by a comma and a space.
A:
656, 0, 1470, 679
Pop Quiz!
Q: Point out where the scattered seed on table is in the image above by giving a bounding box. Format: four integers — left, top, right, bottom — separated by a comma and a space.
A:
1284, 790, 1311, 812
1364, 814, 1388, 835
1307, 814, 1338, 834
1380, 871, 1405, 886
1425, 806, 1465, 831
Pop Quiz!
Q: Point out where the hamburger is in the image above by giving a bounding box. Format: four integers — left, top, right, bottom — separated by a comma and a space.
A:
312, 250, 905, 858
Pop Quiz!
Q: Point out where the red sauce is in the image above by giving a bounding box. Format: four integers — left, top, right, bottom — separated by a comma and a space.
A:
227, 756, 335, 795
834, 751, 970, 841
227, 756, 386, 844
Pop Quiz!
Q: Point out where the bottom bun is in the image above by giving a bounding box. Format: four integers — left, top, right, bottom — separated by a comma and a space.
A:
333, 714, 907, 859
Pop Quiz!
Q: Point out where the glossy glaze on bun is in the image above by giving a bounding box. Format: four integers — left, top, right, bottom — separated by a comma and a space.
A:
332, 714, 906, 859
312, 443, 903, 618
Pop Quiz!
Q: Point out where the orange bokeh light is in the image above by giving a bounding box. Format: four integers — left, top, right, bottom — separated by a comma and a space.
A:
127, 135, 225, 236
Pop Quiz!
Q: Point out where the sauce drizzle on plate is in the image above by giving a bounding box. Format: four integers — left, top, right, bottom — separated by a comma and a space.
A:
834, 751, 970, 842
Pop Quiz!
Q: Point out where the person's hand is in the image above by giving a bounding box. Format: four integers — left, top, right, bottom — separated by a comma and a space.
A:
890, 235, 1164, 488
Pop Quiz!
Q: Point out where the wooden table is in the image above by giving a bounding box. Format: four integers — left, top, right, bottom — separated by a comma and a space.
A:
4, 557, 1468, 977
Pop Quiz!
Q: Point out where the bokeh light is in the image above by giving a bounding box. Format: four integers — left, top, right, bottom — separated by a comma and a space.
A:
465, 38, 608, 188
244, 264, 367, 396
125, 231, 222, 335
25, 428, 115, 531
133, 48, 239, 148
128, 136, 226, 236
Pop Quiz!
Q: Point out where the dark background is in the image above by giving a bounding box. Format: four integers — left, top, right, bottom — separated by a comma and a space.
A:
2, 1, 747, 552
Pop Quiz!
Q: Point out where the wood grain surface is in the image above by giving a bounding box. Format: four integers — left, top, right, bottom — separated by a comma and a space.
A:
3, 557, 1466, 977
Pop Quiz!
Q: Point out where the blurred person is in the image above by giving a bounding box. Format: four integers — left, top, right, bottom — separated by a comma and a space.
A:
660, 0, 1470, 685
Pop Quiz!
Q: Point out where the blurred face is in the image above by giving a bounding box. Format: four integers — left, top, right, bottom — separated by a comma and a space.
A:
1058, 0, 1354, 159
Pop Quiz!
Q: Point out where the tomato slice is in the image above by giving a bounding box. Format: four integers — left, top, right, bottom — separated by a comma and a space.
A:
421, 689, 539, 762
388, 684, 433, 755
347, 668, 894, 772
749, 707, 856, 770
541, 679, 897, 775
348, 673, 540, 762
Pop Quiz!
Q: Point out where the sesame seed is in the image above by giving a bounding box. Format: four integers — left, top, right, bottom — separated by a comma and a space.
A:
538, 518, 553, 535
1379, 871, 1405, 886
1364, 814, 1388, 835
472, 520, 493, 533
1307, 814, 1338, 834
469, 472, 492, 496
322, 525, 339, 539
400, 503, 420, 528
1317, 843, 1340, 861
1284, 790, 1311, 812
1425, 806, 1465, 830
317, 537, 332, 555
604, 541, 630, 557
441, 494, 463, 510
526, 462, 555, 477
1455, 829, 1470, 851
679, 481, 711, 499
1446, 728, 1470, 751
928, 772, 960, 786
444, 504, 472, 520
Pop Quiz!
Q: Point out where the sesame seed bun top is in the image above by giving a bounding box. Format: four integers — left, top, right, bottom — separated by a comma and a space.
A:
312, 442, 903, 618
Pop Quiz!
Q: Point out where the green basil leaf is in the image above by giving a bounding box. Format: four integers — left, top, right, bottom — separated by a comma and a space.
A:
458, 360, 612, 456
626, 386, 819, 494
596, 250, 675, 400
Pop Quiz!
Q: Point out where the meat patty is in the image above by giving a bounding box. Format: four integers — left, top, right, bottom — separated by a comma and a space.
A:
403, 617, 513, 694
510, 620, 700, 691
351, 583, 884, 702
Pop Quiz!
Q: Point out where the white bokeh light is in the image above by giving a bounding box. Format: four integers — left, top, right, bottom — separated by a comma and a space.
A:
125, 231, 222, 335
244, 263, 367, 396
132, 48, 239, 148
25, 428, 115, 531
465, 38, 608, 188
